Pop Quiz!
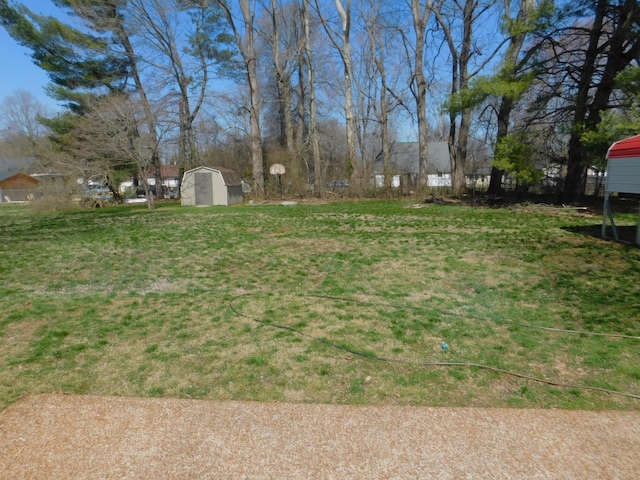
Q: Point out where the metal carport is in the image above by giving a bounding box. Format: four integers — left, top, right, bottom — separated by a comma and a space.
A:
602, 135, 640, 245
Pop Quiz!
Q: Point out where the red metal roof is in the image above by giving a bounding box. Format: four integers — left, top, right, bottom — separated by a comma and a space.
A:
607, 135, 640, 159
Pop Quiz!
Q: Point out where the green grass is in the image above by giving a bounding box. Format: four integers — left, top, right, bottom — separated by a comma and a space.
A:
0, 200, 639, 410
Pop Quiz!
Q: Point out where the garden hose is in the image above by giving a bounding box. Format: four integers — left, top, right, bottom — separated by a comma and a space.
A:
229, 293, 640, 401
311, 294, 640, 340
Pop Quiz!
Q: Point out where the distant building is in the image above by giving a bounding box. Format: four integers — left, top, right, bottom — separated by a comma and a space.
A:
373, 142, 494, 192
373, 142, 451, 189
119, 165, 184, 199
146, 165, 183, 199
160, 165, 182, 192
0, 172, 39, 202
0, 157, 38, 202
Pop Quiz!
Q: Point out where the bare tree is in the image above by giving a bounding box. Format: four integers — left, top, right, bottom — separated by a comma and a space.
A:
405, 0, 434, 188
218, 0, 265, 196
314, 0, 358, 188
0, 90, 50, 158
301, 0, 323, 195
362, 0, 393, 188
55, 0, 167, 199
72, 94, 167, 210
127, 0, 217, 170
261, 0, 297, 153
433, 0, 500, 196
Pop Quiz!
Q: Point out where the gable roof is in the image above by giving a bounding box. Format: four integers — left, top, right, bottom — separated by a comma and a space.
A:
375, 142, 451, 175
607, 135, 640, 159
183, 166, 242, 186
0, 172, 39, 188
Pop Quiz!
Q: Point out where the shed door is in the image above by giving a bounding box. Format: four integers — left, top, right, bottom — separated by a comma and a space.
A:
194, 173, 213, 205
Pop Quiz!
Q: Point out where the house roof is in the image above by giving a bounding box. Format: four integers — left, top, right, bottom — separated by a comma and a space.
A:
161, 165, 181, 178
184, 166, 242, 186
607, 135, 640, 159
0, 172, 39, 188
375, 142, 451, 175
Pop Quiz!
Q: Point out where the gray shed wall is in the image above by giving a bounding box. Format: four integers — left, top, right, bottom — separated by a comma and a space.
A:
227, 185, 244, 205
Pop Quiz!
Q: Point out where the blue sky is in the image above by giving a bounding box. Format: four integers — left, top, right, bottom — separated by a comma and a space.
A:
0, 1, 65, 111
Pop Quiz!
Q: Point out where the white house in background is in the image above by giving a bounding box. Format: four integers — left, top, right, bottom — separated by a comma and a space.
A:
180, 166, 244, 206
149, 165, 182, 191
373, 142, 452, 188
373, 141, 495, 192
119, 165, 183, 198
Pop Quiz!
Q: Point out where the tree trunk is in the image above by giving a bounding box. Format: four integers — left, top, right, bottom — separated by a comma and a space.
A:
487, 0, 536, 196
315, 0, 356, 188
221, 0, 265, 196
411, 0, 432, 189
453, 112, 470, 195
295, 47, 306, 155
564, 0, 640, 202
487, 96, 513, 195
303, 0, 323, 196
451, 0, 474, 196
362, 1, 392, 190
373, 41, 391, 189
562, 0, 605, 202
434, 0, 473, 196
270, 0, 295, 153
334, 0, 357, 187
247, 59, 265, 197
112, 7, 163, 205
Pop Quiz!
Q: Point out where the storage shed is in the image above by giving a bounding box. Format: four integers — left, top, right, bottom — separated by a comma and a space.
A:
181, 166, 243, 206
601, 135, 640, 245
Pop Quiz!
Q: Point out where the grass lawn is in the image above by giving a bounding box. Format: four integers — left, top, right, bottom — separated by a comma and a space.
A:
1, 199, 639, 410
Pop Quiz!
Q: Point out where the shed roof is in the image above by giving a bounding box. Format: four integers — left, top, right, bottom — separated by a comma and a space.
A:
607, 135, 640, 159
184, 166, 242, 186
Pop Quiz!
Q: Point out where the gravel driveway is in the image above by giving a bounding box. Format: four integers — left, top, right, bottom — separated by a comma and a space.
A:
0, 394, 638, 479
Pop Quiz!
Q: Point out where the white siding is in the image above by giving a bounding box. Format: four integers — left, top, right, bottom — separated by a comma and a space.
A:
605, 157, 640, 195
211, 169, 226, 205
180, 169, 197, 206
427, 174, 452, 188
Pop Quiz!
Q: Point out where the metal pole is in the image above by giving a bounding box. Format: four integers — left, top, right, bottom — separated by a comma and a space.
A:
601, 194, 608, 239
636, 202, 640, 246
602, 193, 620, 241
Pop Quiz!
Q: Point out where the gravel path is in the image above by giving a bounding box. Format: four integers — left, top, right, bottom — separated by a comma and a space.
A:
0, 394, 638, 479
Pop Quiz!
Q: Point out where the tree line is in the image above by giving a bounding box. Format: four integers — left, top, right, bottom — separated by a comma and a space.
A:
1, 0, 639, 206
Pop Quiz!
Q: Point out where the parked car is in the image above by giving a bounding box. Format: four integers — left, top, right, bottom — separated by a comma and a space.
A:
85, 185, 113, 200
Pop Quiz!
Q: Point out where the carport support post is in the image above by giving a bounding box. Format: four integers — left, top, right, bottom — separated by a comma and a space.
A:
602, 193, 619, 241
637, 203, 640, 245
